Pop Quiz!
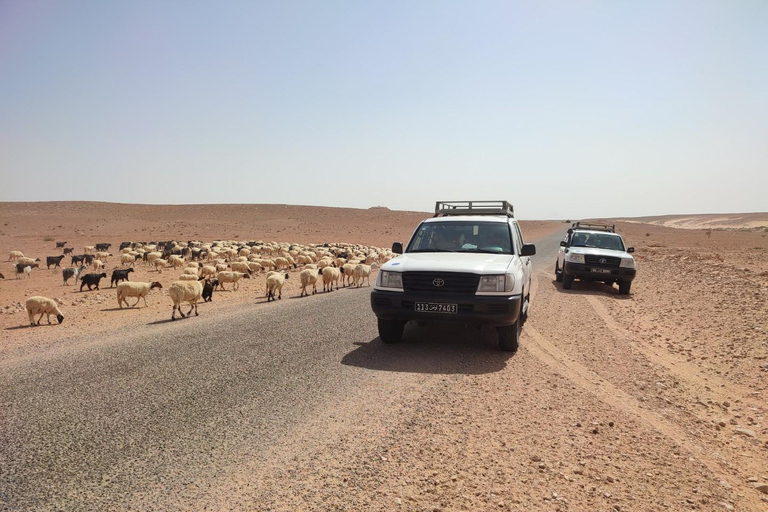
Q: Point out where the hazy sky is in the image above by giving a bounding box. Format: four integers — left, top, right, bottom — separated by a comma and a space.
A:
1, 1, 766, 219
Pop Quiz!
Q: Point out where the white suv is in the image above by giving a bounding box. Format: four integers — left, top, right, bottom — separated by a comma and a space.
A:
555, 222, 636, 294
370, 201, 536, 352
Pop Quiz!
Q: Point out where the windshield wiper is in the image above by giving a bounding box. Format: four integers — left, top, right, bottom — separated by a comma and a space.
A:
409, 249, 458, 253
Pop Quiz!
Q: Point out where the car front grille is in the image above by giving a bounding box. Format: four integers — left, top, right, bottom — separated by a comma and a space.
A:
584, 255, 621, 266
402, 272, 480, 294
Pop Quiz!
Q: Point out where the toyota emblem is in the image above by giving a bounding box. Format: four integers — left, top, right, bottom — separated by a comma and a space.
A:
432, 278, 445, 287
599, 258, 607, 264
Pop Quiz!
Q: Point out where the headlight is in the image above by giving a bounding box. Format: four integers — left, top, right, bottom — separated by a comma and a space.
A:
477, 274, 515, 293
566, 252, 585, 264
378, 271, 403, 289
620, 258, 636, 269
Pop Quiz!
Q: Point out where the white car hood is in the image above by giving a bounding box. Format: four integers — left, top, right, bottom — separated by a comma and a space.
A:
568, 247, 633, 259
382, 252, 514, 274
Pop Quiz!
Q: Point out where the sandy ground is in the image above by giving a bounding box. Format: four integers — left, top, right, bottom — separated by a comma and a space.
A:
2, 203, 767, 511
0, 202, 558, 357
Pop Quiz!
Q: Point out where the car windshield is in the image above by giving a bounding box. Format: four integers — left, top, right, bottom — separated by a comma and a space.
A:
570, 232, 625, 251
407, 221, 513, 254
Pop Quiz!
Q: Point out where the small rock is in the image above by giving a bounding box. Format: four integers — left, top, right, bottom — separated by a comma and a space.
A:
608, 421, 614, 427
606, 475, 615, 483
719, 480, 732, 490
395, 498, 402, 505
723, 401, 731, 408
592, 427, 599, 434
754, 483, 768, 494
735, 427, 756, 438
718, 421, 727, 427
530, 455, 542, 462
748, 477, 759, 483
613, 505, 621, 511
573, 469, 584, 475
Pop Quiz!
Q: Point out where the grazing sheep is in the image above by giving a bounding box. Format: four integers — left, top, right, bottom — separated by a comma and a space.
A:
120, 254, 136, 267
353, 264, 372, 287
182, 267, 199, 276
17, 257, 41, 267
116, 281, 163, 308
247, 261, 263, 273
200, 265, 218, 279
169, 280, 204, 320
83, 246, 94, 254
80, 273, 107, 291
274, 256, 291, 270
92, 259, 104, 270
299, 268, 319, 297
145, 252, 163, 265
177, 274, 199, 281
319, 266, 341, 292
95, 251, 111, 263
169, 255, 185, 269
8, 250, 24, 262
266, 271, 289, 301
55, 241, 67, 248
46, 255, 66, 269
62, 265, 88, 285
215, 263, 229, 272
216, 271, 250, 291
25, 296, 64, 326
229, 261, 251, 273
110, 268, 134, 287
152, 258, 167, 272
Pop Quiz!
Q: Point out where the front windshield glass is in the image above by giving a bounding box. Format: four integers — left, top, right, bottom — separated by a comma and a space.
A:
570, 232, 625, 251
406, 221, 513, 254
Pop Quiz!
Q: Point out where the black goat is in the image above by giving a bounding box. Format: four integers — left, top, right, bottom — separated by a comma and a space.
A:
63, 247, 74, 255
95, 243, 111, 252
46, 255, 66, 269
71, 254, 86, 266
200, 277, 218, 302
55, 241, 67, 248
110, 268, 134, 287
80, 273, 107, 291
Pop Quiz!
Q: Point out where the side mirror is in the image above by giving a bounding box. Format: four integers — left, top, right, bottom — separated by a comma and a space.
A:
392, 242, 403, 254
627, 247, 634, 253
559, 241, 567, 247
521, 244, 536, 256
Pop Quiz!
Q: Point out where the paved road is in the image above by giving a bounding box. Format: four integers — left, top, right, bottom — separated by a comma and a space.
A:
1, 233, 564, 511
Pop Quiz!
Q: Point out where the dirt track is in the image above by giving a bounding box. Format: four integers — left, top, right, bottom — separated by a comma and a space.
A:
1, 203, 767, 511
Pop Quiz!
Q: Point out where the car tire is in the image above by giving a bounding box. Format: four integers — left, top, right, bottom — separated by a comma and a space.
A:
619, 281, 631, 295
562, 273, 574, 290
497, 316, 521, 352
555, 262, 563, 282
378, 318, 405, 344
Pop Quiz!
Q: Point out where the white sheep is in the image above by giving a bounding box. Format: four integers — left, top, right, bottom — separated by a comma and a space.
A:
120, 254, 136, 267
25, 296, 64, 326
266, 271, 289, 301
247, 261, 263, 273
17, 257, 40, 267
229, 261, 251, 273
353, 264, 372, 287
216, 271, 250, 291
320, 266, 341, 292
177, 274, 199, 281
92, 259, 104, 270
340, 263, 357, 287
169, 255, 185, 269
169, 280, 204, 320
95, 251, 111, 263
117, 281, 163, 308
83, 246, 94, 254
215, 263, 229, 272
182, 267, 199, 275
8, 250, 24, 262
200, 265, 218, 279
299, 268, 319, 297
152, 258, 167, 272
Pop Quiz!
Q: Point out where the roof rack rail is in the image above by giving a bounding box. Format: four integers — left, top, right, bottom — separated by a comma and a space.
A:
571, 222, 615, 232
434, 200, 514, 218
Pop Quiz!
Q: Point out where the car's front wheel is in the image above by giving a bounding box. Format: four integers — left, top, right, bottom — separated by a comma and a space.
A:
555, 262, 563, 282
619, 281, 632, 295
378, 318, 405, 344
562, 272, 574, 290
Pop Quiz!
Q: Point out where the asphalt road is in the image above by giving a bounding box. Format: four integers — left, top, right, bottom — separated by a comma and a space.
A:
1, 231, 565, 511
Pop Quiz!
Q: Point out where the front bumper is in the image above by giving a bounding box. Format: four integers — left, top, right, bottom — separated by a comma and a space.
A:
563, 262, 636, 281
370, 289, 521, 327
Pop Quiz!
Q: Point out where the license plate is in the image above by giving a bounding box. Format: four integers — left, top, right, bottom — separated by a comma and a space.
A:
414, 302, 457, 314
590, 268, 612, 274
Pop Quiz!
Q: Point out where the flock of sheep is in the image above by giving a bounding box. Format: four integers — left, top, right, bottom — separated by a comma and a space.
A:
7, 239, 393, 325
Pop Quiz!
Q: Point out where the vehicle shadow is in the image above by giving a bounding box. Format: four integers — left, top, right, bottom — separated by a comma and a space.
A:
341, 323, 515, 376
549, 278, 632, 299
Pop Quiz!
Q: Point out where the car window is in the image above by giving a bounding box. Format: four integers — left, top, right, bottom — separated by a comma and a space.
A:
406, 221, 512, 254
570, 232, 625, 251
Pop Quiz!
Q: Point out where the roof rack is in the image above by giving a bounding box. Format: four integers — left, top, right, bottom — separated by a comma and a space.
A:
434, 200, 514, 218
571, 222, 615, 233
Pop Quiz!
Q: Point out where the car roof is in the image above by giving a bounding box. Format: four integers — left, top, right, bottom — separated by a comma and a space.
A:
571, 229, 622, 236
423, 215, 511, 224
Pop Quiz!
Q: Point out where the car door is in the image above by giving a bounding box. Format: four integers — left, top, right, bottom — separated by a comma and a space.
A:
557, 233, 570, 269
513, 222, 531, 295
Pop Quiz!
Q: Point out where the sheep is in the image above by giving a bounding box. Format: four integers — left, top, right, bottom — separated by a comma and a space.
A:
353, 264, 372, 287
299, 268, 319, 297
319, 266, 340, 292
62, 265, 88, 285
110, 268, 134, 287
169, 255, 185, 269
259, 259, 276, 270
116, 281, 163, 308
230, 261, 251, 274
46, 255, 66, 269
8, 250, 24, 262
274, 256, 292, 270
199, 265, 218, 279
177, 274, 199, 281
247, 261, 263, 273
83, 245, 94, 254
152, 258, 167, 272
216, 271, 250, 291
80, 273, 107, 291
92, 259, 104, 270
17, 257, 41, 267
182, 267, 199, 276
95, 251, 111, 263
120, 254, 136, 267
215, 263, 229, 273
169, 280, 204, 320
340, 263, 357, 287
266, 271, 289, 301
25, 296, 64, 326
145, 251, 163, 264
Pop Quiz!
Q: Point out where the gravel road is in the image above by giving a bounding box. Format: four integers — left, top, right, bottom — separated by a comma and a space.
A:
3, 231, 767, 511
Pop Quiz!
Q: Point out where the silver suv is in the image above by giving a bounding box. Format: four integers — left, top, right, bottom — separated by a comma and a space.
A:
555, 223, 636, 295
